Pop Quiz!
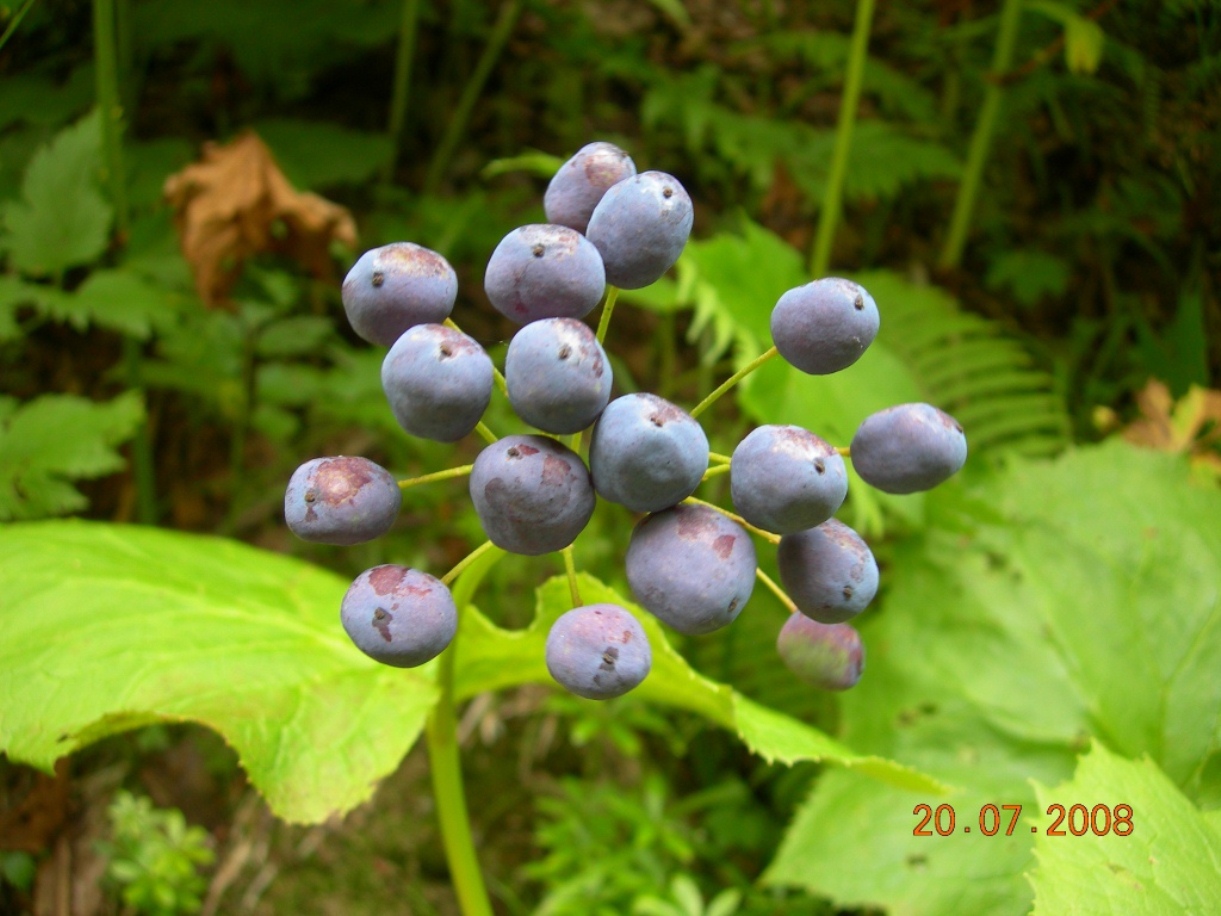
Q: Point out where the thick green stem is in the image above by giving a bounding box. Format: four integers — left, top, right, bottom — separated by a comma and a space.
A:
689, 346, 778, 420
937, 0, 1024, 270
809, 0, 876, 278
96, 0, 158, 523
427, 542, 502, 916
382, 0, 421, 186
93, 0, 128, 239
423, 0, 523, 194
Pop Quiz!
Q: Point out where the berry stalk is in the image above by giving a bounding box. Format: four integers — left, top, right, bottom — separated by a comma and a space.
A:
689, 346, 779, 420
755, 567, 798, 613
399, 464, 475, 490
594, 285, 620, 345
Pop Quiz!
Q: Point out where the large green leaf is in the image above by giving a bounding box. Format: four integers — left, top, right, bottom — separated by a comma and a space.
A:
0, 521, 436, 824
454, 572, 943, 793
1029, 742, 1221, 914
766, 441, 1221, 914
0, 521, 939, 829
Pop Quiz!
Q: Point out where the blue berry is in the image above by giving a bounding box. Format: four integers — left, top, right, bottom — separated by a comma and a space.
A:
342, 243, 457, 347
505, 318, 612, 434
285, 456, 401, 545
625, 504, 756, 635
340, 565, 457, 668
545, 603, 651, 699
589, 393, 709, 513
381, 324, 493, 442
468, 435, 595, 556
483, 224, 605, 325
776, 614, 864, 691
544, 142, 637, 234
850, 403, 967, 494
585, 171, 693, 289
777, 519, 878, 624
770, 278, 879, 375
730, 425, 847, 534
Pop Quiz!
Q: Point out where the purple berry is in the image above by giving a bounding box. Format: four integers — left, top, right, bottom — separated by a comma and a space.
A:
586, 171, 693, 289
850, 403, 967, 494
505, 318, 612, 434
589, 393, 709, 513
730, 425, 847, 534
544, 141, 637, 234
468, 435, 595, 556
284, 456, 401, 545
340, 565, 457, 668
625, 504, 756, 635
777, 519, 878, 624
545, 604, 652, 699
776, 614, 864, 691
342, 243, 457, 347
770, 278, 880, 375
381, 323, 494, 442
483, 224, 606, 325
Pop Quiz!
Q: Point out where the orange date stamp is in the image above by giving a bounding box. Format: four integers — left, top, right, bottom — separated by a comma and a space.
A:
913, 803, 1134, 836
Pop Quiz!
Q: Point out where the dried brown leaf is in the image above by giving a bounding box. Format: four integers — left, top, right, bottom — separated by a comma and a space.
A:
164, 131, 357, 308
1122, 379, 1221, 459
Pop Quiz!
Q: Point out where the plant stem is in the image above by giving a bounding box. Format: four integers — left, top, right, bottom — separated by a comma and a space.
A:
562, 545, 582, 607
595, 285, 620, 346
836, 445, 851, 457
474, 421, 498, 444
400, 464, 475, 490
689, 346, 778, 419
708, 451, 732, 465
427, 542, 501, 916
809, 0, 876, 278
441, 539, 497, 588
0, 0, 40, 53
382, 0, 421, 186
700, 463, 732, 482
423, 0, 523, 194
755, 567, 797, 613
937, 0, 1024, 270
96, 0, 157, 524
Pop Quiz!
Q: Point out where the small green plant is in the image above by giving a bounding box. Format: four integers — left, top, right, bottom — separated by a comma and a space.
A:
97, 791, 215, 916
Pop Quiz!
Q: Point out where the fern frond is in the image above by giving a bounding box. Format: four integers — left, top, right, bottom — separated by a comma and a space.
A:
860, 269, 1071, 456
789, 122, 961, 206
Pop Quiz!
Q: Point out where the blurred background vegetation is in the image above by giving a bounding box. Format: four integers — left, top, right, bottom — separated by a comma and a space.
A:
1, 0, 1218, 913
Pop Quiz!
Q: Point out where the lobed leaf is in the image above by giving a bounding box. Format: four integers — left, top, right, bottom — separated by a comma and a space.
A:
0, 110, 113, 277
0, 521, 435, 824
766, 441, 1221, 914
1029, 743, 1221, 914
454, 572, 944, 794
0, 392, 145, 520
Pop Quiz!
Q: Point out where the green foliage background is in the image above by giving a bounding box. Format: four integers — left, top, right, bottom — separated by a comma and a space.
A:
0, 0, 1217, 913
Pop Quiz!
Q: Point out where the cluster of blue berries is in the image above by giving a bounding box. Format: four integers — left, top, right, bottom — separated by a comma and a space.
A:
285, 141, 967, 701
